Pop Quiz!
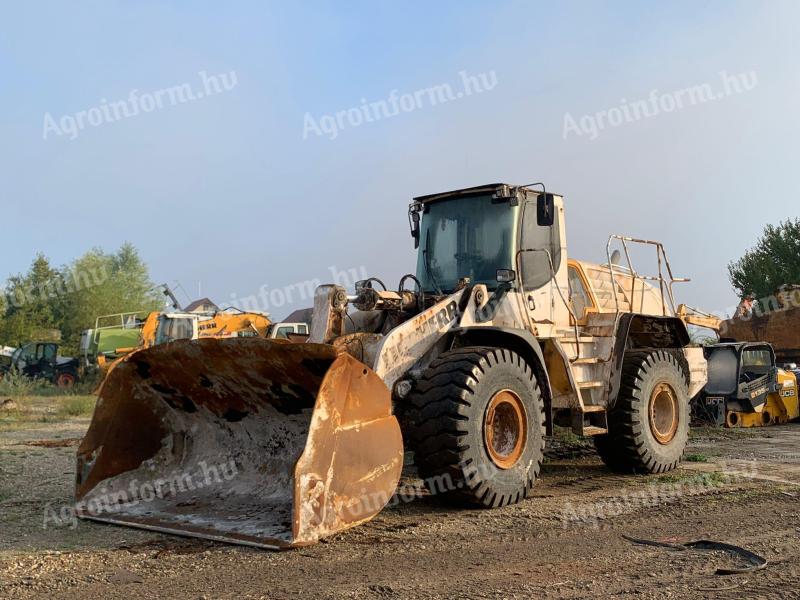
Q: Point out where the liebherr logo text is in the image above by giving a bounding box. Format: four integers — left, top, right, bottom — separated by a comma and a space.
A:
415, 301, 458, 336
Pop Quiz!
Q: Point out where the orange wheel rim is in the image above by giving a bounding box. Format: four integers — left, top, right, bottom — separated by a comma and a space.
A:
649, 382, 679, 444
484, 389, 527, 469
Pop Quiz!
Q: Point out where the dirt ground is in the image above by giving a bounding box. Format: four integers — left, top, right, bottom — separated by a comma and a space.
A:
2, 410, 800, 599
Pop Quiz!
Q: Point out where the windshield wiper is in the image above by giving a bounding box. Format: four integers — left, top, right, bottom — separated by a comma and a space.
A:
423, 230, 444, 296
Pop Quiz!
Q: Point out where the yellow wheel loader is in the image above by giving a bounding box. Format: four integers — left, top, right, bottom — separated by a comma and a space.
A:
75, 183, 707, 549
693, 342, 799, 427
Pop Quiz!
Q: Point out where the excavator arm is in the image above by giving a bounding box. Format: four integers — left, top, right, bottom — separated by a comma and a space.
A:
676, 304, 722, 332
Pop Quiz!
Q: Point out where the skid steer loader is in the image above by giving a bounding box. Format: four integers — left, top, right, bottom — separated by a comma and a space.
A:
75, 183, 707, 549
693, 342, 799, 427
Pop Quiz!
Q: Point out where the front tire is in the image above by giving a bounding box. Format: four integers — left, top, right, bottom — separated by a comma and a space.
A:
595, 349, 689, 473
406, 347, 545, 508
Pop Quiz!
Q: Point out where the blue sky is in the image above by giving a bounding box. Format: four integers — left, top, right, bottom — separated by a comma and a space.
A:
1, 1, 798, 319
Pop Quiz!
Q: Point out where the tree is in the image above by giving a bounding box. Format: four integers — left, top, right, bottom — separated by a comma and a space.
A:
57, 243, 163, 352
0, 254, 64, 345
728, 219, 800, 304
0, 244, 163, 353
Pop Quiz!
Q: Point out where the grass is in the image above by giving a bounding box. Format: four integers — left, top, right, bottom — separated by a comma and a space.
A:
0, 371, 38, 400
552, 426, 594, 448
58, 395, 96, 417
0, 394, 96, 431
652, 471, 728, 486
684, 453, 710, 463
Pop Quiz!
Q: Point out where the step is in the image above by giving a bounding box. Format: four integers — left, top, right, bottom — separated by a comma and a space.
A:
582, 426, 608, 436
559, 336, 595, 343
571, 356, 604, 365
581, 405, 606, 413
577, 380, 604, 389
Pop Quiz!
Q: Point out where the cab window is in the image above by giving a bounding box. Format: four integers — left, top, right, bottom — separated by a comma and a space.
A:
740, 348, 773, 382
274, 326, 295, 339
40, 344, 56, 362
519, 200, 562, 291
568, 266, 592, 321
156, 317, 195, 344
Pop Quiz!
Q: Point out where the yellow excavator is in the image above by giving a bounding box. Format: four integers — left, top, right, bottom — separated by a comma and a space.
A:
139, 309, 272, 347
95, 310, 309, 369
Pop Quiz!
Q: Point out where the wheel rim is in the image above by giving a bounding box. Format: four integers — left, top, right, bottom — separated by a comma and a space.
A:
484, 389, 527, 469
649, 382, 679, 444
57, 374, 75, 388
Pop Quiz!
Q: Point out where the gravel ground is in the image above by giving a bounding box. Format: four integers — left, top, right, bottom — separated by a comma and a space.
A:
2, 416, 800, 599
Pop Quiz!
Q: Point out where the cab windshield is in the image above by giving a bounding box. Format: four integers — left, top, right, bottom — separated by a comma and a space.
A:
415, 195, 514, 294
155, 317, 195, 345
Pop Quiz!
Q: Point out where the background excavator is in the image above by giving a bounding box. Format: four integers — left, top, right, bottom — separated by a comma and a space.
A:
86, 300, 309, 370
75, 183, 709, 549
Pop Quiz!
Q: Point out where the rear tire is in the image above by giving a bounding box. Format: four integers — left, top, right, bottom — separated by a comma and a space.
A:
405, 347, 545, 508
595, 349, 689, 473
56, 372, 77, 389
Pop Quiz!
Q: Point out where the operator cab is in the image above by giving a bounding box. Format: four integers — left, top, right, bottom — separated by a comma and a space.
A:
154, 314, 197, 345
409, 183, 562, 296
703, 342, 778, 413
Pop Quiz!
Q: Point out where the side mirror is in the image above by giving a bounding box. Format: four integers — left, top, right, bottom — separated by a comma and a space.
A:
408, 206, 421, 249
496, 269, 516, 283
536, 193, 555, 226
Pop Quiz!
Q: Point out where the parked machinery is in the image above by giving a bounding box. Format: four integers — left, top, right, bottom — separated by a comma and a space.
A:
0, 341, 80, 388
693, 342, 799, 427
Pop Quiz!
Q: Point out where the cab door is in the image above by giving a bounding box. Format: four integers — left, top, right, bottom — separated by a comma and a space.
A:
738, 346, 776, 411
19, 343, 58, 381
516, 193, 569, 335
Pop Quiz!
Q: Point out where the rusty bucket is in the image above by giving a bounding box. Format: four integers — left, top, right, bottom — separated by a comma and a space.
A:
75, 338, 403, 549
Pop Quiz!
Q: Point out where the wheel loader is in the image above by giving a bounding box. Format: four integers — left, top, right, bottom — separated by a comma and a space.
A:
75, 183, 707, 549
693, 342, 799, 427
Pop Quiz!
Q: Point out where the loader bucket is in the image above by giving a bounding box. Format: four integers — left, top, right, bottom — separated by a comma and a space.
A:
75, 338, 403, 549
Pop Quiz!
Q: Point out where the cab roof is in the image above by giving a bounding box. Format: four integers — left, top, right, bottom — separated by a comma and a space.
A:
413, 183, 561, 204
708, 342, 774, 353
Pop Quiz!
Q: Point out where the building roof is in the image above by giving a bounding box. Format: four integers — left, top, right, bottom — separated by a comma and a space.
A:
183, 297, 219, 313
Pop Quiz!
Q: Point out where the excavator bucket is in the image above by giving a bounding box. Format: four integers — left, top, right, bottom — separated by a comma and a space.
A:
75, 338, 403, 549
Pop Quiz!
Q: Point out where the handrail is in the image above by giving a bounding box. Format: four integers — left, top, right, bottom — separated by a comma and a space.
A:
94, 311, 150, 330
605, 235, 690, 317
514, 247, 581, 358
90, 311, 150, 347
